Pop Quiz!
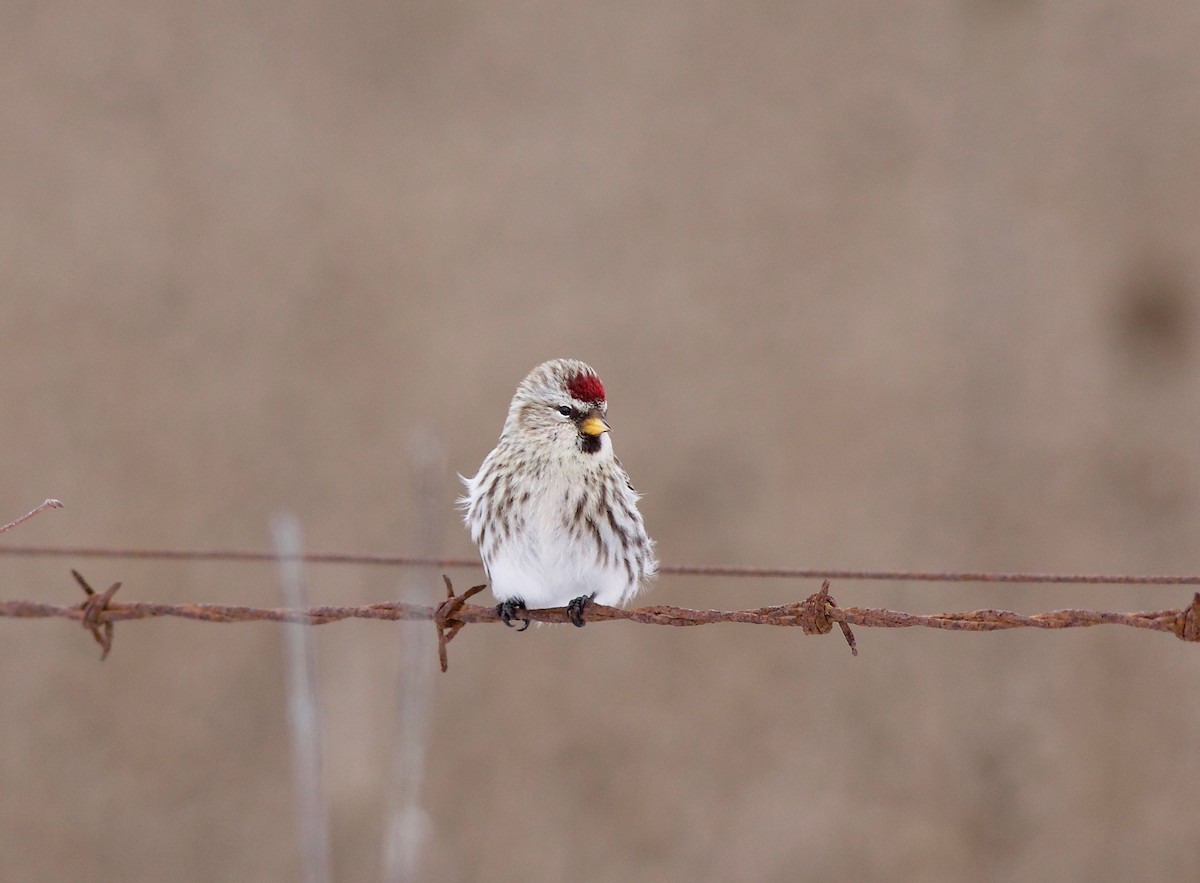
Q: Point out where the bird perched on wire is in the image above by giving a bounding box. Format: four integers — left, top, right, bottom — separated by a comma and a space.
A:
460, 358, 657, 628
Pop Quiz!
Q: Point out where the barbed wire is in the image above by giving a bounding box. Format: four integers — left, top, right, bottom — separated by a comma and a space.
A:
2, 500, 1199, 671
3, 571, 1197, 672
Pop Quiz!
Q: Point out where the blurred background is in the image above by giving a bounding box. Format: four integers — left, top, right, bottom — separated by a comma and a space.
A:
3, 2, 1200, 881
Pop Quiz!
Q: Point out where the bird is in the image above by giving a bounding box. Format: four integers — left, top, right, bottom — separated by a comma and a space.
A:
460, 358, 657, 629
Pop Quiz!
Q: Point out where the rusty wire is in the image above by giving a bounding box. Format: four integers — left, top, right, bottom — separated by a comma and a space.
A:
3, 571, 1197, 672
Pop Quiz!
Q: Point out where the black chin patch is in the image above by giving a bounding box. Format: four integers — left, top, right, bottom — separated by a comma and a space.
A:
580, 434, 602, 455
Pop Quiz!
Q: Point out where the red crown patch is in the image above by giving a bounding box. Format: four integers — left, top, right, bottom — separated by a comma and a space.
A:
567, 372, 605, 404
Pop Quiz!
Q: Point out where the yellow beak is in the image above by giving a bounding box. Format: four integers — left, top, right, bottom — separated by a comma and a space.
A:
579, 415, 610, 437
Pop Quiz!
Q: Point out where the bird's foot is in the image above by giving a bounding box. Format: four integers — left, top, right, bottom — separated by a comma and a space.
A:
567, 593, 597, 628
497, 599, 530, 631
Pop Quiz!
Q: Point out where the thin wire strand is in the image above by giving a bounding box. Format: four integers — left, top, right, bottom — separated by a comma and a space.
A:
1, 544, 1199, 586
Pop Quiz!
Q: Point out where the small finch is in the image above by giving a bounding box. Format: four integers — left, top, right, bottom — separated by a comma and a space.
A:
460, 358, 657, 628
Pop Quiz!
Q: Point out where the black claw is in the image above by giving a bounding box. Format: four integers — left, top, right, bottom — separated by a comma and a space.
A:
497, 600, 530, 631
567, 593, 596, 628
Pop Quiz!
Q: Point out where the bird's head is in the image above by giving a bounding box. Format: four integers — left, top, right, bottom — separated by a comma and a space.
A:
504, 358, 611, 456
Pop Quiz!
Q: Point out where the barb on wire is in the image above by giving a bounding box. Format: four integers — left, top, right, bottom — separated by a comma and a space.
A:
434, 576, 487, 672
71, 569, 119, 660
3, 573, 1198, 670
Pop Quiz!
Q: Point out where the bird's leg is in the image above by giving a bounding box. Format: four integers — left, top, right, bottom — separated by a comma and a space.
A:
497, 599, 530, 631
566, 593, 597, 628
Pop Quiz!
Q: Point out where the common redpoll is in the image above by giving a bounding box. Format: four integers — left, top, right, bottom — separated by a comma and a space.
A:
460, 358, 657, 628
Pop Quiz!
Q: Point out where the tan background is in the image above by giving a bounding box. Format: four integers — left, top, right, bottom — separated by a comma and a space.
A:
3, 3, 1200, 881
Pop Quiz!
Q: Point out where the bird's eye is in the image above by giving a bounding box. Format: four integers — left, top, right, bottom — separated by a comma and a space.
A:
557, 405, 573, 416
